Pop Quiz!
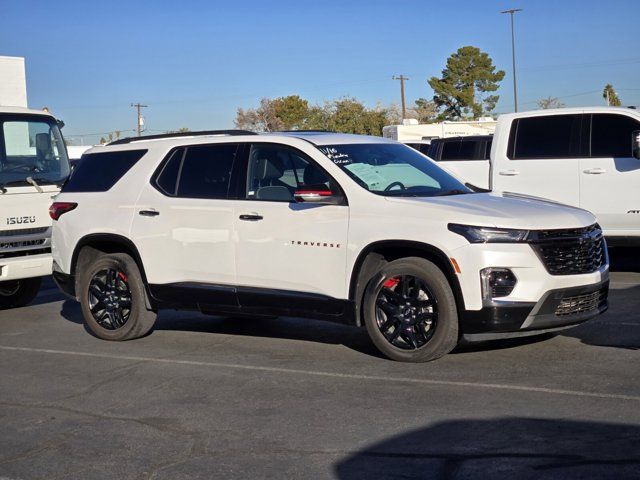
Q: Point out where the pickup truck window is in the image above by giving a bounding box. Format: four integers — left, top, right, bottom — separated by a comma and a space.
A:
591, 113, 640, 158
318, 143, 472, 197
508, 114, 583, 159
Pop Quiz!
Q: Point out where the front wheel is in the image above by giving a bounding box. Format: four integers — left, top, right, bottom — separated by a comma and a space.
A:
362, 257, 459, 362
78, 252, 157, 341
0, 277, 42, 309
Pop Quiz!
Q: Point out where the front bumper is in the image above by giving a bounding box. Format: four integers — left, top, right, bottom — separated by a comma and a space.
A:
461, 279, 609, 338
0, 253, 52, 282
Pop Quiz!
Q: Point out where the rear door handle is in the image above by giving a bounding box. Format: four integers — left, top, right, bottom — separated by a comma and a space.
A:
239, 214, 263, 221
139, 209, 160, 217
583, 167, 607, 175
498, 169, 520, 176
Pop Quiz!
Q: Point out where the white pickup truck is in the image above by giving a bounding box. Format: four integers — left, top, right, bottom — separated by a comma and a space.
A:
0, 106, 71, 307
435, 107, 640, 245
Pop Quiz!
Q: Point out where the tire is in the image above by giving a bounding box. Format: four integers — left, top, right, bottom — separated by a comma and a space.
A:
362, 257, 459, 362
0, 277, 42, 309
78, 252, 156, 341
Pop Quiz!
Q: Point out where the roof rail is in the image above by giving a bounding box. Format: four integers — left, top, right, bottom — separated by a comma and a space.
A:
108, 129, 258, 145
276, 130, 335, 133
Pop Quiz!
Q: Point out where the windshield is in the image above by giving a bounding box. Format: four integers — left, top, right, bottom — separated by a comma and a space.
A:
0, 115, 71, 188
317, 143, 473, 197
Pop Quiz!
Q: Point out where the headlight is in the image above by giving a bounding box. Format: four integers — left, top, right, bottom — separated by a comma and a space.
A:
448, 224, 529, 243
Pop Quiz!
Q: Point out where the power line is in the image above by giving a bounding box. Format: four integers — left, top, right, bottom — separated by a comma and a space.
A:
130, 103, 148, 136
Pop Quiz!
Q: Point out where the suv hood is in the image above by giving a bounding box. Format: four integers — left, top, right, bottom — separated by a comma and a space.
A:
385, 192, 596, 230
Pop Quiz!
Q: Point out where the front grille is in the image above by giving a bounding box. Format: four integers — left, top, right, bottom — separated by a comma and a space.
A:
0, 238, 46, 250
0, 247, 51, 259
0, 227, 48, 237
531, 224, 606, 275
555, 287, 608, 316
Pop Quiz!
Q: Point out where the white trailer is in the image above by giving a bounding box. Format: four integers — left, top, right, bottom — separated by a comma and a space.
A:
383, 118, 497, 142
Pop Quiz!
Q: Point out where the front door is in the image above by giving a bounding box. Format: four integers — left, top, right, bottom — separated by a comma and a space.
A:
492, 114, 583, 207
233, 143, 349, 315
580, 113, 640, 234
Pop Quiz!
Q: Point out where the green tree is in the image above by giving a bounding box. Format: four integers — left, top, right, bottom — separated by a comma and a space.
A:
536, 96, 565, 109
603, 84, 622, 106
428, 46, 505, 120
272, 95, 309, 130
412, 98, 438, 123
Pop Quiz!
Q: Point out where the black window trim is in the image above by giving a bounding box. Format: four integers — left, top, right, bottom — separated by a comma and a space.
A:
237, 142, 348, 205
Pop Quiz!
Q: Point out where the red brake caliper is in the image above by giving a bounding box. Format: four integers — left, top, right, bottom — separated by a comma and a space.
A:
117, 272, 127, 282
383, 277, 400, 289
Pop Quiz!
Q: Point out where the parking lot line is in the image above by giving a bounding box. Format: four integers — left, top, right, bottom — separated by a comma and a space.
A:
1, 344, 639, 403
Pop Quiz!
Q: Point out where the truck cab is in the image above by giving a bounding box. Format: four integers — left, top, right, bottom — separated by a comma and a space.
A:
0, 106, 71, 307
491, 107, 640, 244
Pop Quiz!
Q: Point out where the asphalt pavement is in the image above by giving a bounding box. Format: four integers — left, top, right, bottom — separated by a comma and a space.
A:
0, 249, 639, 479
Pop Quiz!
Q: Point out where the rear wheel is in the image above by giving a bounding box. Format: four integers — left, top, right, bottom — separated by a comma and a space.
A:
363, 257, 459, 362
78, 253, 156, 340
0, 277, 41, 309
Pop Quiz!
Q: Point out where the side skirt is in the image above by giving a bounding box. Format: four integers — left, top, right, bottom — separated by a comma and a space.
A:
148, 282, 356, 325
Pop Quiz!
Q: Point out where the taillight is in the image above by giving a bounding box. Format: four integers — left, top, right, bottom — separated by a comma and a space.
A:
49, 202, 77, 220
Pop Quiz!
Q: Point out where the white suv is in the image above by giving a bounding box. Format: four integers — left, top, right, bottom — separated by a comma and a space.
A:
51, 131, 609, 361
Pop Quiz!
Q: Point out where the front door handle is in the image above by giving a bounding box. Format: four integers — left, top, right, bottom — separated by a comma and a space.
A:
583, 167, 607, 175
239, 214, 263, 221
498, 169, 520, 176
139, 209, 160, 217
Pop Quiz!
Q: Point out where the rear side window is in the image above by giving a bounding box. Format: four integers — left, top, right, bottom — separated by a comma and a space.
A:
177, 144, 239, 199
591, 114, 640, 158
439, 139, 481, 161
508, 115, 583, 159
63, 149, 146, 192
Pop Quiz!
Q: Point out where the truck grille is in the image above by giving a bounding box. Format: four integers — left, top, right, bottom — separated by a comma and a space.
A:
555, 287, 608, 316
530, 224, 606, 276
0, 238, 46, 250
0, 226, 51, 259
0, 227, 48, 237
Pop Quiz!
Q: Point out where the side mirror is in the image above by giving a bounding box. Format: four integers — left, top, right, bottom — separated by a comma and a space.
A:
294, 189, 341, 205
633, 130, 640, 160
57, 119, 65, 129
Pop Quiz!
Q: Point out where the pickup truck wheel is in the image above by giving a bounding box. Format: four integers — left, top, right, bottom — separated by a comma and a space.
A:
363, 257, 459, 362
78, 253, 156, 341
0, 277, 41, 309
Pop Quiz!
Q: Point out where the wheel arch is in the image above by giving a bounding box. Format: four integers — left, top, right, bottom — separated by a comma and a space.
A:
71, 233, 155, 309
348, 240, 466, 327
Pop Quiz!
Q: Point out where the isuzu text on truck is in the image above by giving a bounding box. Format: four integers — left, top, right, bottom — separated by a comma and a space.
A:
0, 106, 71, 307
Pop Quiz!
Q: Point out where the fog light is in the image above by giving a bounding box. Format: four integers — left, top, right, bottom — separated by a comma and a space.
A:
480, 268, 517, 300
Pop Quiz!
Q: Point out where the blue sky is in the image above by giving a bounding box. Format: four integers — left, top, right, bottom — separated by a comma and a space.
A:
2, 0, 638, 144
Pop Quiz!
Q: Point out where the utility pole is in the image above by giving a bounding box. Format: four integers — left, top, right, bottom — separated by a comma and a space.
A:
130, 103, 148, 136
392, 75, 409, 120
501, 8, 522, 112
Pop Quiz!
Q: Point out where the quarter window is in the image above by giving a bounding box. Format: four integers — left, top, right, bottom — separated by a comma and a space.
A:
590, 114, 640, 158
63, 150, 146, 192
509, 114, 583, 159
245, 144, 331, 202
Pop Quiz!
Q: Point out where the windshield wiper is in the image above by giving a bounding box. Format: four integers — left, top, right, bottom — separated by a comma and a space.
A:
26, 176, 44, 193
432, 189, 470, 197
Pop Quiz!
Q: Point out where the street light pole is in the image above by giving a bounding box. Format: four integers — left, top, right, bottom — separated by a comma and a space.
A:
501, 8, 522, 112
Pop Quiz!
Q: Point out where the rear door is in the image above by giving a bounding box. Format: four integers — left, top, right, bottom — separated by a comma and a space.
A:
492, 114, 584, 206
436, 138, 491, 189
580, 113, 640, 234
131, 143, 240, 308
233, 142, 349, 314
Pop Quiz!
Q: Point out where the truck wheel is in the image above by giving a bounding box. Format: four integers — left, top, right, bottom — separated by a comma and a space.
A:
362, 257, 459, 362
0, 277, 42, 309
78, 253, 156, 341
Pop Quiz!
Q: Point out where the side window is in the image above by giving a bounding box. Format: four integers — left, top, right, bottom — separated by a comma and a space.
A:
591, 114, 640, 158
245, 144, 330, 202
440, 140, 461, 160
177, 144, 238, 199
154, 148, 184, 196
509, 114, 583, 159
484, 139, 493, 160
458, 139, 476, 159
63, 149, 147, 192
418, 144, 431, 155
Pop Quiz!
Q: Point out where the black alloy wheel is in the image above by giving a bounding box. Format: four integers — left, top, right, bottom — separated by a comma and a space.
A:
88, 268, 132, 330
375, 275, 438, 350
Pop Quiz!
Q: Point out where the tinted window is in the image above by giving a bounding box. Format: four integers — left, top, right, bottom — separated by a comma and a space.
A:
177, 144, 238, 199
510, 115, 583, 159
418, 144, 431, 155
439, 139, 480, 161
246, 144, 330, 202
154, 148, 184, 196
63, 149, 146, 192
591, 114, 640, 157
484, 139, 493, 159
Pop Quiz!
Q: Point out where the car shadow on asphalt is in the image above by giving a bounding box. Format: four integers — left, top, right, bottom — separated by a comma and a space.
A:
333, 417, 640, 479
609, 247, 640, 273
